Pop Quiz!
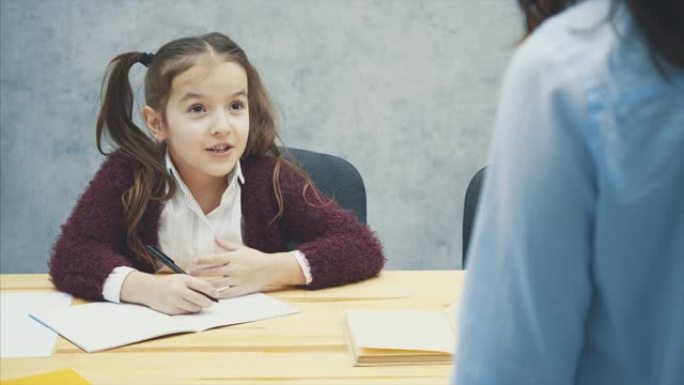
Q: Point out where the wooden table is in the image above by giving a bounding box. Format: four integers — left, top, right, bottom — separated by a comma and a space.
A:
0, 270, 465, 385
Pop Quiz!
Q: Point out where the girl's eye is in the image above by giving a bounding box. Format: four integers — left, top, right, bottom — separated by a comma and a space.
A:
229, 101, 245, 111
188, 105, 206, 113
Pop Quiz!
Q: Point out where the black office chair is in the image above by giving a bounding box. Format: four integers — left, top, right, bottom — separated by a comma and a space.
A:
283, 148, 367, 224
462, 167, 487, 268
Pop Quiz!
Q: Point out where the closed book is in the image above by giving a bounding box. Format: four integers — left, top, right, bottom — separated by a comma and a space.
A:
344, 309, 456, 366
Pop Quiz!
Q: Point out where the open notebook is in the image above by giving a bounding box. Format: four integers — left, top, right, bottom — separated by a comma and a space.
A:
30, 293, 297, 353
344, 308, 457, 366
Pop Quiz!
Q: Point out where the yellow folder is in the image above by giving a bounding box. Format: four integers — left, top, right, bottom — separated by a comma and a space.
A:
1, 368, 90, 385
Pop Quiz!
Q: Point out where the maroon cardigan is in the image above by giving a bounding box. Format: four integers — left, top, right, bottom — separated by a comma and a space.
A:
49, 151, 385, 300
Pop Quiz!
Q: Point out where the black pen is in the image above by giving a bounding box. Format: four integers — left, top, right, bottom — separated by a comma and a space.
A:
145, 244, 219, 303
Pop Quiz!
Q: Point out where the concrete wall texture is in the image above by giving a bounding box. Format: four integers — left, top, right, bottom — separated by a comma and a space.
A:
0, 0, 522, 273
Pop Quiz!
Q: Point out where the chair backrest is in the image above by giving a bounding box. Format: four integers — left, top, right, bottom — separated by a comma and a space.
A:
462, 167, 487, 268
283, 148, 367, 223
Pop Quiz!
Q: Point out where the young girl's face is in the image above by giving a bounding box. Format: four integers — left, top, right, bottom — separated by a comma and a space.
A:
147, 55, 249, 185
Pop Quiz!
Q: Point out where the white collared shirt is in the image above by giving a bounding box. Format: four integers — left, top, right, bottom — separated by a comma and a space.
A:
158, 152, 245, 268
101, 153, 312, 302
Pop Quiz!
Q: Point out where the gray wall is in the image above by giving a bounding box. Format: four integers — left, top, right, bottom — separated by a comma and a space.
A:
0, 0, 521, 273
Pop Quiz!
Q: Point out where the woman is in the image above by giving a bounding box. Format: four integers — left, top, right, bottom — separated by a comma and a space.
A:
453, 0, 683, 384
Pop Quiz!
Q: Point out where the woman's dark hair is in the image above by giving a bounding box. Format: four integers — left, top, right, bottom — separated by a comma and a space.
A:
517, 0, 684, 69
96, 32, 312, 266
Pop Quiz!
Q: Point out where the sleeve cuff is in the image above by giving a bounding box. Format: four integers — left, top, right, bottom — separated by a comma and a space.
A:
102, 266, 137, 303
289, 250, 312, 285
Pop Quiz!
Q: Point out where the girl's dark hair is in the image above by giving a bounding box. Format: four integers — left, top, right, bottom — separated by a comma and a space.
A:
517, 0, 684, 69
96, 32, 310, 266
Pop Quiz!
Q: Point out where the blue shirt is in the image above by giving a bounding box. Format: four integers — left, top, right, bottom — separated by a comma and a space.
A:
452, 1, 684, 384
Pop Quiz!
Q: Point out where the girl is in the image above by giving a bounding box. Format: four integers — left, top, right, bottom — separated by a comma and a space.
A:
49, 32, 385, 315
453, 0, 683, 384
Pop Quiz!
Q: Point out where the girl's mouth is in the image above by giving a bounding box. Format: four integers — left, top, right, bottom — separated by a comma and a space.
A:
206, 144, 232, 154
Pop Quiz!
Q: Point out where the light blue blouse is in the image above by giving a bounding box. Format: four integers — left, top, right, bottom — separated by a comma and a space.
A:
452, 1, 684, 384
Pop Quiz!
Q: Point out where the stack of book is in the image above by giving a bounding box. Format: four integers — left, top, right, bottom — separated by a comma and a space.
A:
344, 308, 456, 366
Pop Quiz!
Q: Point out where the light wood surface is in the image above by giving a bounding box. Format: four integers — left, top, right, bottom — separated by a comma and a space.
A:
1, 270, 465, 385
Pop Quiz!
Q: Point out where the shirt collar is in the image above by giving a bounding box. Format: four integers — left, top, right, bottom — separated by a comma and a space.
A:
164, 152, 245, 200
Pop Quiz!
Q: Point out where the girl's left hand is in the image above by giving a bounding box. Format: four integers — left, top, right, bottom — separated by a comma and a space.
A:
188, 238, 305, 298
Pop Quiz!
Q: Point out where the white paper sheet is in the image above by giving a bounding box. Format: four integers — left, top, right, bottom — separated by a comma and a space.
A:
1, 292, 73, 358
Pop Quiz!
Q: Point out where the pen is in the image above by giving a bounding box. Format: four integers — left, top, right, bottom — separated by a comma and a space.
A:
145, 244, 219, 303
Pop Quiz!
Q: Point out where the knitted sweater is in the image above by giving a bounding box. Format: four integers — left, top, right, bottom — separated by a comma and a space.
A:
49, 151, 385, 300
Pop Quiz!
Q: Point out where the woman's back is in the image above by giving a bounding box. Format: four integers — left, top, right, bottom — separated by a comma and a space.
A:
453, 0, 684, 384
567, 1, 684, 383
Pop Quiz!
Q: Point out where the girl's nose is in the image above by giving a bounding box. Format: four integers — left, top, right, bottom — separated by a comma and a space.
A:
210, 111, 232, 136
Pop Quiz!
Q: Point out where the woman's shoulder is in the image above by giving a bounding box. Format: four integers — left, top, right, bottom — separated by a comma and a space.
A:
514, 0, 615, 75
523, 0, 663, 86
500, 1, 619, 119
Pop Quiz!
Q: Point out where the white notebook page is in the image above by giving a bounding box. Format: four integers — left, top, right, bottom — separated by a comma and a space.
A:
30, 292, 298, 353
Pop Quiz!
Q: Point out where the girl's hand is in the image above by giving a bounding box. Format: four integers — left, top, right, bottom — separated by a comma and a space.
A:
188, 238, 306, 298
121, 271, 218, 315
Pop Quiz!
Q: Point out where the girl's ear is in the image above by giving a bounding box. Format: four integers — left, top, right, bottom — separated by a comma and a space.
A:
142, 106, 166, 141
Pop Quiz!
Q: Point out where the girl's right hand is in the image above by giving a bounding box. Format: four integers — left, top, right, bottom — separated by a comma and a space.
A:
120, 271, 218, 315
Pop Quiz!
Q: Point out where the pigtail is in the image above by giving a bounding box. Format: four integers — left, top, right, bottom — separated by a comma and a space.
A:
97, 52, 155, 158
96, 52, 173, 266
